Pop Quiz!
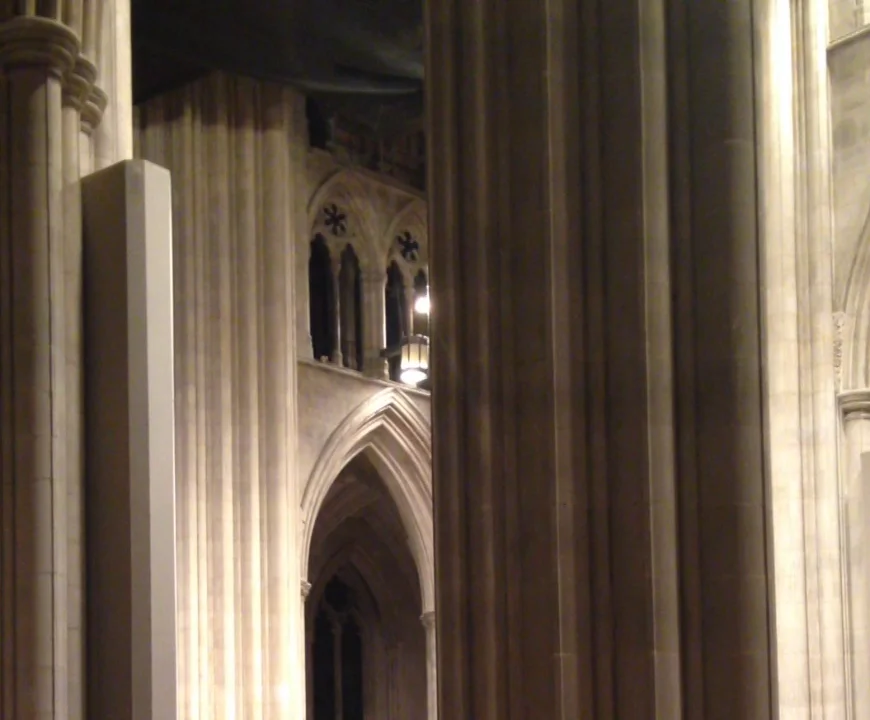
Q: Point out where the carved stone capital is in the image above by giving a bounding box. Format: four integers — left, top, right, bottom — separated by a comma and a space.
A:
63, 54, 96, 109
0, 16, 79, 77
301, 580, 312, 600
839, 389, 870, 422
81, 83, 107, 135
420, 610, 435, 629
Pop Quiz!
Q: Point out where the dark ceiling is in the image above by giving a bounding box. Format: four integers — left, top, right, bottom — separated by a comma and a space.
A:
132, 0, 424, 136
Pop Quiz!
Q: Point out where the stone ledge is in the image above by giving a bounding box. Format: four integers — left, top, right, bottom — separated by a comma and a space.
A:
829, 23, 870, 55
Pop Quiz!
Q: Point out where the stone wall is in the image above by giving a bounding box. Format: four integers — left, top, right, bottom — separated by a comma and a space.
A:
830, 32, 870, 305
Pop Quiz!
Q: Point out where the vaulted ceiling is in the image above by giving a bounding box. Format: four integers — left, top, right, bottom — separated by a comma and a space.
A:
132, 0, 425, 135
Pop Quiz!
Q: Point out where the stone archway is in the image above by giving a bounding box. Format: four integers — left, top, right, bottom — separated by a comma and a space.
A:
300, 387, 433, 613
300, 387, 435, 720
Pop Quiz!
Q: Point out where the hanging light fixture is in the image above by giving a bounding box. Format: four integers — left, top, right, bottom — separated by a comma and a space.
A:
399, 334, 429, 386
414, 291, 430, 316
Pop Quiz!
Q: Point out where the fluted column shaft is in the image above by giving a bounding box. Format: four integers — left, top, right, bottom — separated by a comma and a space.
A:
137, 73, 307, 720
427, 0, 773, 718
1, 5, 116, 718
0, 18, 77, 719
360, 268, 387, 379
61, 51, 98, 720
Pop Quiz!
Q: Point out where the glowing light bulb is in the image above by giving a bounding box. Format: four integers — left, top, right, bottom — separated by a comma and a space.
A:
414, 294, 430, 315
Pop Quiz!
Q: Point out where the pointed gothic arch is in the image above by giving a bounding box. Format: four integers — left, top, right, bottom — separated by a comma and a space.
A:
300, 388, 434, 612
383, 196, 428, 269
307, 168, 381, 269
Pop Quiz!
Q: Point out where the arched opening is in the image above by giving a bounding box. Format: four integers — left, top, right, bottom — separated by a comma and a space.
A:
385, 262, 407, 382
339, 244, 363, 371
306, 454, 427, 720
310, 234, 335, 361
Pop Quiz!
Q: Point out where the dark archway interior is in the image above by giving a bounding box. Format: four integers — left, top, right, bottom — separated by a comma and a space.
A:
313, 578, 365, 720
306, 454, 426, 720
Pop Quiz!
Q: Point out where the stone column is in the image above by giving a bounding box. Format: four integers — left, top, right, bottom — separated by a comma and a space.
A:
361, 268, 388, 379
402, 274, 414, 337
332, 619, 344, 720
303, 581, 314, 720
62, 49, 104, 720
0, 16, 78, 719
330, 255, 343, 365
260, 82, 304, 719
94, 0, 133, 168
840, 391, 870, 714
341, 263, 358, 370
136, 74, 309, 720
426, 0, 773, 718
421, 611, 437, 720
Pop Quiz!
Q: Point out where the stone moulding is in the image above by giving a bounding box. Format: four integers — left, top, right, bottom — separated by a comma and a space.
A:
0, 16, 79, 74
839, 388, 870, 420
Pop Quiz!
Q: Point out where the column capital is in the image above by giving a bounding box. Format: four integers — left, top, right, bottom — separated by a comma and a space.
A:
420, 611, 435, 629
63, 54, 96, 109
301, 580, 312, 600
839, 389, 870, 421
81, 84, 108, 136
0, 16, 79, 76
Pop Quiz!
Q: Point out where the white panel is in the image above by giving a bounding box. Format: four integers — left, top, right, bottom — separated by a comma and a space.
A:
82, 159, 177, 720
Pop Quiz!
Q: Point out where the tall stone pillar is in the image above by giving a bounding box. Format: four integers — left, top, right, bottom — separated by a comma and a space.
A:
361, 267, 388, 379
62, 49, 105, 720
0, 16, 75, 719
1, 4, 127, 716
427, 0, 773, 718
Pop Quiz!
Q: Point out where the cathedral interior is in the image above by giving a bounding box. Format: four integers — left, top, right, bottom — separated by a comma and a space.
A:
5, 0, 870, 718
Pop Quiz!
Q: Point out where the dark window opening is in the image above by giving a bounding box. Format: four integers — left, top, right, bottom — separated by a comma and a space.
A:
307, 97, 331, 150
310, 235, 334, 361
